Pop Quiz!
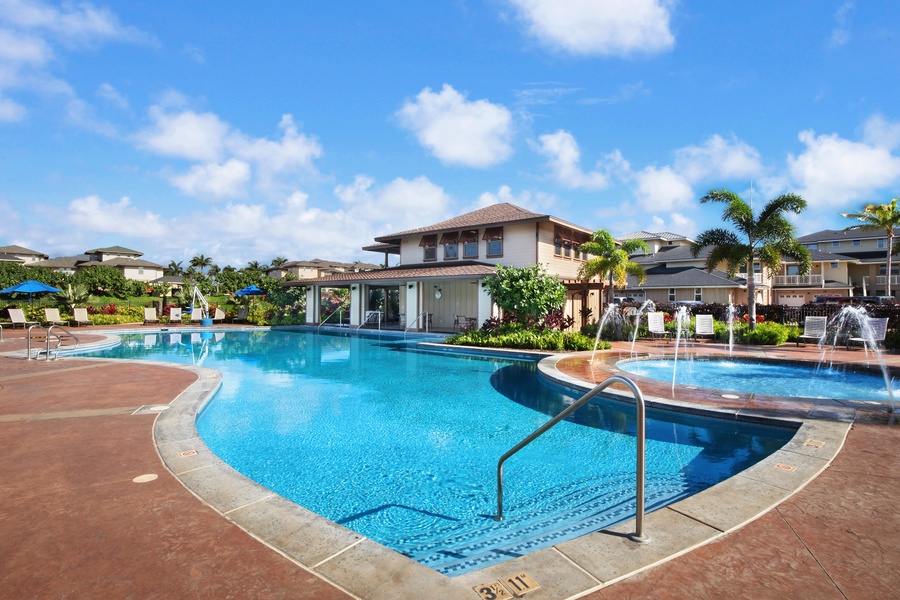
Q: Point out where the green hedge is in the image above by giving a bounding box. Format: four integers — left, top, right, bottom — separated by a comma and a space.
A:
445, 326, 602, 351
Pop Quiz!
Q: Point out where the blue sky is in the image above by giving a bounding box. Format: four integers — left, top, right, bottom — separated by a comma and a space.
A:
1, 0, 899, 268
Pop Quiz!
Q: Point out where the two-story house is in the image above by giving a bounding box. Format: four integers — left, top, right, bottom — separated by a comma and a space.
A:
0, 245, 49, 264
285, 203, 600, 331
266, 259, 380, 280
28, 245, 165, 283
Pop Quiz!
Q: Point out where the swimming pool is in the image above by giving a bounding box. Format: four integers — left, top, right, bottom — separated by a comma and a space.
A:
618, 357, 898, 401
87, 329, 794, 575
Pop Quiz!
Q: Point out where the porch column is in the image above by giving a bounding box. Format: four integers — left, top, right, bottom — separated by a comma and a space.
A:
349, 284, 361, 327
305, 285, 317, 325
477, 279, 492, 326
405, 281, 419, 329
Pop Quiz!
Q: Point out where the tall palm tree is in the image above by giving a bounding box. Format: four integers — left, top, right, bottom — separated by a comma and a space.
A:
190, 254, 213, 274
579, 229, 649, 309
691, 189, 811, 329
842, 196, 900, 296
270, 256, 288, 267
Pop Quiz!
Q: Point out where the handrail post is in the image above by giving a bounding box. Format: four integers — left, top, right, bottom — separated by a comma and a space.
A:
495, 374, 649, 544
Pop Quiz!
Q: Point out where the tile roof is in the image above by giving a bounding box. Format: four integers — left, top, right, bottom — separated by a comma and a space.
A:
0, 252, 24, 262
0, 244, 49, 258
618, 231, 693, 242
373, 202, 591, 242
797, 228, 899, 243
284, 262, 496, 285
627, 266, 744, 289
89, 257, 164, 268
27, 255, 87, 268
84, 245, 142, 256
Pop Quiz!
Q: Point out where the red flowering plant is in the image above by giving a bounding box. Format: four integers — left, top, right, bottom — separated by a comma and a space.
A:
740, 314, 765, 323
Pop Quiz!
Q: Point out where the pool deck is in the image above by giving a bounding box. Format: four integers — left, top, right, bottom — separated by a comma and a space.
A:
1, 325, 897, 599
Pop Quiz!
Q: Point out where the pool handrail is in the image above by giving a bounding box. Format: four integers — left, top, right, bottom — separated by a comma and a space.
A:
494, 374, 649, 544
317, 308, 344, 331
27, 323, 80, 360
404, 309, 430, 333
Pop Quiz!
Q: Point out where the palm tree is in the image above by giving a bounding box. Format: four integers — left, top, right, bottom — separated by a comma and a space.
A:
691, 189, 811, 329
165, 260, 184, 276
245, 260, 268, 273
579, 229, 649, 310
270, 256, 288, 267
190, 254, 213, 274
842, 196, 900, 296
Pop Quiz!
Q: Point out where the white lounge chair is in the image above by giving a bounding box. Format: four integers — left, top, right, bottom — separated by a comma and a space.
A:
189, 308, 203, 324
694, 314, 715, 340
169, 307, 182, 325
796, 316, 827, 346
72, 307, 90, 327
143, 307, 160, 325
647, 312, 670, 341
847, 317, 889, 349
43, 308, 66, 326
210, 308, 225, 323
8, 308, 38, 329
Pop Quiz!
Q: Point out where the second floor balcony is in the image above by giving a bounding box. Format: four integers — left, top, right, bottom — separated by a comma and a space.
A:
863, 275, 900, 286
773, 274, 824, 287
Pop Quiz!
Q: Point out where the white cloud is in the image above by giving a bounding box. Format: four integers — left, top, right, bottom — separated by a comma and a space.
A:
788, 127, 900, 210
95, 83, 128, 109
536, 130, 608, 189
633, 165, 695, 211
0, 0, 155, 47
396, 84, 513, 168
335, 174, 452, 233
0, 95, 24, 121
229, 114, 322, 189
171, 159, 252, 198
508, 0, 675, 57
135, 107, 230, 162
674, 134, 764, 183
862, 114, 900, 150
829, 1, 854, 48
474, 184, 557, 214
68, 195, 168, 237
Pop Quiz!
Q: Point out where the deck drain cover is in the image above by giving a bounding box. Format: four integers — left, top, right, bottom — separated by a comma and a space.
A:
132, 474, 158, 483
721, 394, 740, 399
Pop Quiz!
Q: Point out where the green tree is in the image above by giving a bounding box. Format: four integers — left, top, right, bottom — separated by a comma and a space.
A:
578, 229, 649, 309
165, 260, 184, 276
270, 256, 288, 267
55, 283, 92, 310
190, 254, 213, 274
841, 196, 900, 296
73, 264, 129, 298
691, 189, 811, 329
484, 264, 567, 326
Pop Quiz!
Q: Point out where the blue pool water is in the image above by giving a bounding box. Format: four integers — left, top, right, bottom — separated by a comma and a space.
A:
618, 357, 897, 401
86, 330, 794, 575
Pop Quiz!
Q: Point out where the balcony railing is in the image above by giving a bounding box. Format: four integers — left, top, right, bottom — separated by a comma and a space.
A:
863, 275, 900, 286
773, 274, 824, 287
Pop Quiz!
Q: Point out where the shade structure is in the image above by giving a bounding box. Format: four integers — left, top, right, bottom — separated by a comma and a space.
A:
0, 279, 62, 309
234, 285, 265, 296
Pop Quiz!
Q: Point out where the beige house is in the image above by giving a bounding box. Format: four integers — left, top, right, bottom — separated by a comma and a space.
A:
285, 203, 602, 331
28, 245, 165, 283
795, 229, 899, 300
0, 245, 49, 263
266, 259, 380, 280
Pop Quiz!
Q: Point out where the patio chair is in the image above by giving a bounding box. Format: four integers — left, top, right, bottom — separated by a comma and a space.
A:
169, 307, 182, 325
210, 308, 225, 323
694, 314, 715, 340
847, 317, 889, 349
143, 307, 160, 325
189, 308, 203, 324
453, 314, 467, 331
43, 308, 66, 326
72, 307, 90, 327
796, 316, 827, 346
646, 312, 670, 341
232, 307, 249, 323
8, 308, 38, 329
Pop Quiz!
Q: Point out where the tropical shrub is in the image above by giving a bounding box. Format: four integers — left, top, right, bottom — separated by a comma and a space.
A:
734, 321, 792, 345
483, 264, 567, 326
248, 301, 276, 325
445, 322, 601, 351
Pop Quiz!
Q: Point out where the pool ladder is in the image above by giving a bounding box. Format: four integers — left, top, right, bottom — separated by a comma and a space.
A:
26, 324, 80, 360
494, 374, 649, 544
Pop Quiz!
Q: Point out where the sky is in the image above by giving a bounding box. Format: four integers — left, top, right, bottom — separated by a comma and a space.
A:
1, 0, 899, 269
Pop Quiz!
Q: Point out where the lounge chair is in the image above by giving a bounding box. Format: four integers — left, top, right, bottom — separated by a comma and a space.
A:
694, 314, 715, 340
72, 307, 90, 327
453, 314, 467, 332
647, 312, 670, 341
8, 308, 38, 329
43, 308, 66, 326
210, 308, 225, 323
796, 316, 827, 346
232, 307, 249, 323
189, 308, 203, 324
847, 317, 889, 349
143, 307, 160, 325
168, 307, 182, 325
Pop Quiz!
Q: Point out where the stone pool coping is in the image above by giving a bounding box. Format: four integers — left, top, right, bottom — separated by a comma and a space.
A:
142, 338, 850, 600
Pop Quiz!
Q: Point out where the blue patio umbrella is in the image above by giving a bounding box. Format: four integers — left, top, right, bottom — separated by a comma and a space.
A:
0, 279, 62, 310
234, 285, 265, 296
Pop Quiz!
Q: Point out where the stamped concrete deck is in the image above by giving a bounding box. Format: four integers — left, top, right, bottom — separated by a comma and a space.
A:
0, 325, 897, 599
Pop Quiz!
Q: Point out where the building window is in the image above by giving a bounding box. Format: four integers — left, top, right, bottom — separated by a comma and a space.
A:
460, 230, 478, 259
439, 232, 458, 260
753, 263, 761, 273
419, 234, 437, 261
852, 239, 861, 246
554, 226, 575, 258
668, 288, 676, 302
138, 267, 144, 275
483, 227, 503, 257
694, 288, 702, 302
787, 265, 800, 275
878, 238, 886, 249
808, 243, 818, 250
830, 262, 839, 269
832, 241, 841, 247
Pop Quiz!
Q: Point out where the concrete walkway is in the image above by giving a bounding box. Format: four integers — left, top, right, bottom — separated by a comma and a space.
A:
0, 326, 897, 598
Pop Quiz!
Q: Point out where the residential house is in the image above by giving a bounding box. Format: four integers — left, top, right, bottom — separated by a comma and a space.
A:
266, 259, 380, 280
0, 244, 49, 263
794, 229, 899, 300
28, 245, 165, 283
284, 203, 601, 331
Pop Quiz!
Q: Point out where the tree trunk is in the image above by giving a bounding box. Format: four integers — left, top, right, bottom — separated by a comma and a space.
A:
887, 230, 894, 297
747, 259, 757, 331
